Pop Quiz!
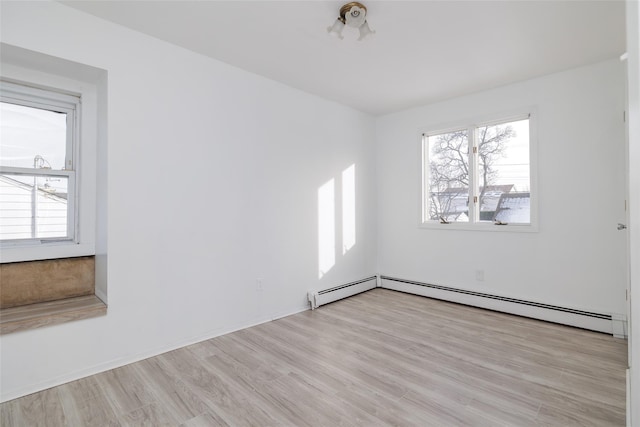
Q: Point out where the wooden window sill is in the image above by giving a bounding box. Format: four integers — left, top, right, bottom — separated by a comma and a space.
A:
0, 295, 106, 335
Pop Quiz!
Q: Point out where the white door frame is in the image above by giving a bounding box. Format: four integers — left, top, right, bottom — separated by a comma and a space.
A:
625, 1, 639, 426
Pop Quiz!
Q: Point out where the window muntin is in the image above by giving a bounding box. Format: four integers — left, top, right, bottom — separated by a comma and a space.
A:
423, 116, 532, 227
0, 81, 78, 243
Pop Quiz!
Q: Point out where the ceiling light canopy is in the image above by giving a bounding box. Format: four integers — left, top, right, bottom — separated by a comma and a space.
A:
327, 2, 375, 41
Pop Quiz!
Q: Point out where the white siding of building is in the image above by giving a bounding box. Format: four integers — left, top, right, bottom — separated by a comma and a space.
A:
0, 176, 67, 240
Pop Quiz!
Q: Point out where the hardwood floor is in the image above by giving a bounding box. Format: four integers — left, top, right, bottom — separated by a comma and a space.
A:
0, 289, 628, 426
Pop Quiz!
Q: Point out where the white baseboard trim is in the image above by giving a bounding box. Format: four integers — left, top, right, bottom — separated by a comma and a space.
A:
308, 276, 377, 309
380, 275, 626, 336
612, 313, 627, 338
627, 368, 631, 427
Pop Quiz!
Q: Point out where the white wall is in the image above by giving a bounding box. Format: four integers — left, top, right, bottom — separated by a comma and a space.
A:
0, 1, 376, 401
376, 58, 628, 318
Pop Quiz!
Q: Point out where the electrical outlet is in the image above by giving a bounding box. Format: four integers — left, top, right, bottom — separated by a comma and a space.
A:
475, 270, 484, 282
256, 278, 264, 292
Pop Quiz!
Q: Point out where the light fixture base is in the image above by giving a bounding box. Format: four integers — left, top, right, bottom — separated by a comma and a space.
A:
329, 2, 374, 41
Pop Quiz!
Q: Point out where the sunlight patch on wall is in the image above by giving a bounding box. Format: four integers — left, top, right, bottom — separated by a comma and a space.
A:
318, 178, 335, 278
342, 164, 356, 254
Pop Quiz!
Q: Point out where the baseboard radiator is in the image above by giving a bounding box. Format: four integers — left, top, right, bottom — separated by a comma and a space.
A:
379, 275, 627, 337
308, 276, 377, 310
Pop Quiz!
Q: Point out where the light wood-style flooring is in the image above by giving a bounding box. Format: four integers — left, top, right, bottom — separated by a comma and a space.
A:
0, 289, 628, 426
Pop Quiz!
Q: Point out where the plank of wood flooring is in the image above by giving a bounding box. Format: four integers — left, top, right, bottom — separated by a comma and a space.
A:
132, 357, 212, 424
0, 400, 16, 426
157, 348, 284, 426
179, 412, 230, 427
95, 364, 157, 417
0, 295, 106, 334
117, 403, 175, 427
57, 386, 120, 426
0, 389, 67, 427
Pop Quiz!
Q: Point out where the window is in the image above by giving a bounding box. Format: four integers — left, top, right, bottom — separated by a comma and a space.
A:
422, 115, 534, 229
0, 47, 107, 333
0, 81, 79, 243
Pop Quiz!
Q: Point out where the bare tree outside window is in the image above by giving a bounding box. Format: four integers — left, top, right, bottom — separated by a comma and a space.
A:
427, 130, 470, 222
476, 124, 515, 216
425, 118, 530, 224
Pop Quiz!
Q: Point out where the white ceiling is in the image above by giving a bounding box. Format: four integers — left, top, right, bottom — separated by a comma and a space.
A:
62, 1, 626, 116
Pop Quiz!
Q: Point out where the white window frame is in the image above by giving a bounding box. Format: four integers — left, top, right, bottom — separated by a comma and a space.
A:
419, 110, 538, 232
1, 80, 79, 245
0, 64, 98, 263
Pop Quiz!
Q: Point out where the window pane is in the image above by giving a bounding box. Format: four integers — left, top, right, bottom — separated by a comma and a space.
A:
0, 174, 69, 240
477, 119, 530, 223
0, 102, 67, 170
427, 130, 469, 222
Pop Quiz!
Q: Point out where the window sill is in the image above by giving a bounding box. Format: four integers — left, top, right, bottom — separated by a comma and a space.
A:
0, 242, 95, 264
419, 221, 539, 233
0, 295, 106, 335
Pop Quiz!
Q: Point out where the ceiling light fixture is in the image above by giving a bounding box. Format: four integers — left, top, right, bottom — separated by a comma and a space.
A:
327, 2, 375, 41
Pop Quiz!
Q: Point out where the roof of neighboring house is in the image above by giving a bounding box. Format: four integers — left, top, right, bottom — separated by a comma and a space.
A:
481, 184, 514, 194
441, 184, 514, 195
479, 185, 515, 212
0, 175, 68, 202
441, 212, 469, 223
436, 184, 516, 216
494, 192, 530, 223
